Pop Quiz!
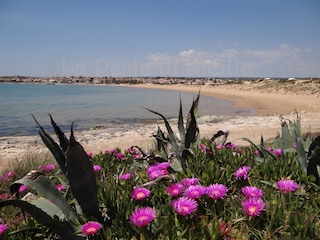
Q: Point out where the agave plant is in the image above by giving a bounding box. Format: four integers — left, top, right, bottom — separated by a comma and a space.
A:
144, 92, 200, 172
0, 115, 103, 239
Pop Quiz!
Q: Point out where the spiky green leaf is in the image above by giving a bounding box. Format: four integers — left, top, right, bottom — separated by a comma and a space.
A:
66, 125, 101, 221
49, 114, 69, 152
10, 171, 78, 223
32, 115, 67, 175
0, 200, 83, 240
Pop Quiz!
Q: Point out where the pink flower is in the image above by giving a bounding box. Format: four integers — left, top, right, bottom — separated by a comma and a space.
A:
216, 144, 225, 149
132, 187, 150, 200
19, 185, 28, 193
181, 177, 200, 187
130, 207, 156, 227
56, 184, 66, 191
119, 173, 131, 181
93, 165, 101, 172
115, 152, 125, 159
274, 148, 282, 157
234, 166, 251, 180
171, 196, 198, 216
158, 162, 170, 170
148, 169, 164, 180
242, 198, 266, 217
40, 164, 55, 172
200, 143, 207, 150
206, 184, 228, 200
1, 171, 15, 182
146, 163, 169, 180
0, 193, 8, 200
277, 179, 299, 193
127, 147, 136, 154
254, 150, 260, 155
82, 221, 102, 236
167, 183, 184, 197
242, 186, 264, 198
0, 224, 8, 235
105, 149, 115, 154
87, 152, 93, 158
184, 185, 206, 199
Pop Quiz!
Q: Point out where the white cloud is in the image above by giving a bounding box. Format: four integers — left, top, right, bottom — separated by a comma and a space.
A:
144, 44, 315, 77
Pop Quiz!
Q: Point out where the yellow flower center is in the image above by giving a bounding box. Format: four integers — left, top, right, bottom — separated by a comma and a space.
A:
248, 206, 257, 215
137, 215, 148, 222
136, 192, 145, 199
86, 227, 97, 234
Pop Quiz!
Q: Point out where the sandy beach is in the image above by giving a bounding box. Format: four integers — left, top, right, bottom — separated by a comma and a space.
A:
1, 80, 319, 170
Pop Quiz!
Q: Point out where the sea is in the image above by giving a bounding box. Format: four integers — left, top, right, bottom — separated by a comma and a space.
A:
0, 83, 254, 136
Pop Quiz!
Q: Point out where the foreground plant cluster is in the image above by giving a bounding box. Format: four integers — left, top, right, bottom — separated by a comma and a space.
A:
0, 94, 320, 239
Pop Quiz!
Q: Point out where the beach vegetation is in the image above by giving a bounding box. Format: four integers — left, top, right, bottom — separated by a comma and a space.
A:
0, 96, 320, 239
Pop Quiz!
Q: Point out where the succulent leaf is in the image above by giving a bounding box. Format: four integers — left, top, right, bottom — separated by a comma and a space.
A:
66, 125, 101, 221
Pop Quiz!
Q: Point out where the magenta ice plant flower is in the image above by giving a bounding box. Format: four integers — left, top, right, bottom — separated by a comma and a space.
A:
115, 152, 125, 159
19, 185, 28, 193
132, 187, 150, 200
130, 207, 156, 227
242, 198, 266, 217
216, 144, 225, 149
206, 183, 228, 200
0, 224, 8, 236
277, 179, 299, 193
119, 172, 131, 181
184, 185, 206, 199
274, 148, 282, 157
242, 186, 264, 198
234, 166, 251, 180
0, 193, 8, 200
87, 151, 93, 158
181, 177, 200, 187
1, 171, 16, 182
56, 184, 66, 191
82, 221, 102, 236
167, 183, 184, 197
40, 164, 56, 172
93, 165, 101, 172
171, 196, 198, 216
105, 149, 115, 154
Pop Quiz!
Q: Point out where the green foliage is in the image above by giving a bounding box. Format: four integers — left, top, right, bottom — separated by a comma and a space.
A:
144, 92, 200, 172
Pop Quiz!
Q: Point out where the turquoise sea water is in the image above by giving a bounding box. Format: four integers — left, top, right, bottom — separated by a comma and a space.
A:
0, 83, 254, 136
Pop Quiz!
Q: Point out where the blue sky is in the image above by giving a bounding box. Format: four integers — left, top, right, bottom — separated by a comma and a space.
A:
0, 1, 319, 78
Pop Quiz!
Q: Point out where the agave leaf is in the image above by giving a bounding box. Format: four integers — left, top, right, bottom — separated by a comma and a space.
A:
185, 103, 199, 149
178, 96, 186, 148
295, 137, 307, 173
32, 115, 67, 175
0, 200, 84, 240
10, 171, 78, 223
49, 114, 69, 152
281, 121, 295, 154
307, 146, 320, 185
144, 107, 179, 154
66, 125, 101, 221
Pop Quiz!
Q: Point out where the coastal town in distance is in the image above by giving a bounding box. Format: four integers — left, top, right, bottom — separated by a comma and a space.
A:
0, 76, 318, 86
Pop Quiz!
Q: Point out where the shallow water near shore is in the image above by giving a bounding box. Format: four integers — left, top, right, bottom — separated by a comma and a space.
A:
0, 83, 254, 136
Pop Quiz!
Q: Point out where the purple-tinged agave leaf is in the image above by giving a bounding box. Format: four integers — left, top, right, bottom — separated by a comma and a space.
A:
49, 114, 69, 152
66, 124, 101, 221
32, 115, 67, 175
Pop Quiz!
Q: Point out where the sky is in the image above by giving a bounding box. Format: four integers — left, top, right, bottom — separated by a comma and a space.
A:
0, 1, 319, 78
